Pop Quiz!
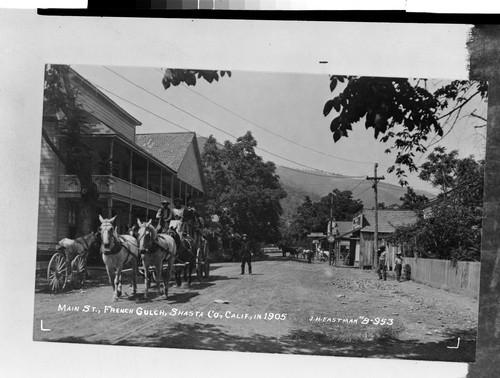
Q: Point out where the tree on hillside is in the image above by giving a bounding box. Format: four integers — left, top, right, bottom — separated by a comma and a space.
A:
399, 187, 429, 211
43, 65, 228, 236
283, 190, 363, 244
201, 132, 287, 245
323, 76, 487, 185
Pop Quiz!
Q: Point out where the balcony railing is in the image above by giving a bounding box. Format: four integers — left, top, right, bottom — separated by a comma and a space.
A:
58, 175, 169, 206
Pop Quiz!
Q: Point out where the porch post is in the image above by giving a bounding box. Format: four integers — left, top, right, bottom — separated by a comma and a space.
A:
146, 160, 149, 206
109, 138, 114, 176
129, 151, 133, 198
160, 169, 163, 198
107, 198, 113, 218
170, 174, 174, 200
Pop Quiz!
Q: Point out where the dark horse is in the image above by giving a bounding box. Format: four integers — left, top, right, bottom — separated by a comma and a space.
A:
279, 243, 299, 258
167, 229, 198, 287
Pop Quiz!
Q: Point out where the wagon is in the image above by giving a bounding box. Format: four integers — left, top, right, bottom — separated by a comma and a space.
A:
47, 250, 87, 293
46, 233, 95, 293
140, 238, 210, 285
196, 238, 210, 280
172, 237, 210, 282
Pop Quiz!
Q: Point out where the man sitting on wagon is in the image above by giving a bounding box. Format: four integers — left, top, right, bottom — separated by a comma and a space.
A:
184, 198, 204, 246
168, 198, 185, 235
156, 200, 172, 233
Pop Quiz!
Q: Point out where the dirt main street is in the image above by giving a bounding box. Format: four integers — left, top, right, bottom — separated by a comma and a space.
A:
33, 253, 478, 362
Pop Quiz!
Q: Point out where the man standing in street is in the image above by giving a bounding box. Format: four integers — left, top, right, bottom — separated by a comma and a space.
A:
240, 234, 252, 275
377, 245, 388, 280
395, 252, 404, 282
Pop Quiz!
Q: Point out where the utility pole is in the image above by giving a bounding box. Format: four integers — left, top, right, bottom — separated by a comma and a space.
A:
329, 194, 335, 266
367, 163, 385, 268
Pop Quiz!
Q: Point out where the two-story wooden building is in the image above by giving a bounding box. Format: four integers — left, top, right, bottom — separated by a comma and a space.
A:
37, 67, 206, 264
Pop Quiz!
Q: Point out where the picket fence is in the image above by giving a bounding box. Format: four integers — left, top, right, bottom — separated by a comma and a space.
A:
402, 257, 481, 298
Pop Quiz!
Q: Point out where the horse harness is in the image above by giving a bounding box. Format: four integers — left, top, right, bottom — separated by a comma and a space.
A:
100, 225, 133, 261
74, 234, 92, 255
137, 227, 173, 258
175, 235, 197, 264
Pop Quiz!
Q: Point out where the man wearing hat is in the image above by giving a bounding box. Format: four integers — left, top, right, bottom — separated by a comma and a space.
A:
376, 245, 388, 281
395, 251, 404, 282
169, 198, 186, 235
240, 234, 252, 275
156, 200, 172, 233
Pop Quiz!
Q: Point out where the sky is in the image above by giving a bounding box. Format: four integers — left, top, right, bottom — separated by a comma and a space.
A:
73, 64, 487, 195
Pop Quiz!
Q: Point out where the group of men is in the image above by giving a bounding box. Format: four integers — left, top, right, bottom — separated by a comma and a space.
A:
376, 245, 404, 282
156, 199, 252, 275
156, 198, 204, 246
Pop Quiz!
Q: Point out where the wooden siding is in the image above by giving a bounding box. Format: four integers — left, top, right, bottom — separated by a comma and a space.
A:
403, 257, 481, 298
177, 141, 204, 192
37, 122, 58, 244
77, 85, 137, 143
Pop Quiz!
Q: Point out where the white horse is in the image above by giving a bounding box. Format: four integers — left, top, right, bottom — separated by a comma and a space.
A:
98, 215, 139, 301
136, 219, 177, 300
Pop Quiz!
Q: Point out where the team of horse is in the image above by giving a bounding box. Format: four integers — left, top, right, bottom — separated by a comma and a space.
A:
97, 215, 139, 301
278, 244, 299, 258
94, 215, 197, 301
279, 244, 315, 263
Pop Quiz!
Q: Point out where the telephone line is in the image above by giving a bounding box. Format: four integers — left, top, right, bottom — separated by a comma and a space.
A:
94, 84, 342, 174
179, 81, 373, 165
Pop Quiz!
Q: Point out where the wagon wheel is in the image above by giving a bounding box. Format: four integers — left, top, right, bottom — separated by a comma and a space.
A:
71, 255, 87, 289
47, 252, 67, 293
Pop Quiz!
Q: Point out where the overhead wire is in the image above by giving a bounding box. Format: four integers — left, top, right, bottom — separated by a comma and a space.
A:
101, 66, 371, 176
176, 76, 373, 165
99, 67, 437, 193
94, 83, 345, 174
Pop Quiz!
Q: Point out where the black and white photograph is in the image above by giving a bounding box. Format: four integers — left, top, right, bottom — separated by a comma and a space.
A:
32, 63, 485, 362
3, 8, 500, 378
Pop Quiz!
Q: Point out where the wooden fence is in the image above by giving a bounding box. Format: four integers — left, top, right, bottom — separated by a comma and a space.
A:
401, 257, 481, 298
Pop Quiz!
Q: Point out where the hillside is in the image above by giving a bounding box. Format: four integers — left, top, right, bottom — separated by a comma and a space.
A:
277, 166, 434, 210
280, 183, 321, 219
196, 136, 433, 212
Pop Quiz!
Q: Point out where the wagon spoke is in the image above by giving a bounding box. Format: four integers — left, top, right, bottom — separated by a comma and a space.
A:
47, 253, 67, 293
71, 255, 87, 289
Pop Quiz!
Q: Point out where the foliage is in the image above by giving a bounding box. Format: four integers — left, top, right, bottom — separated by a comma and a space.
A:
162, 69, 231, 89
399, 187, 429, 211
43, 65, 227, 236
387, 147, 483, 261
44, 65, 100, 236
418, 146, 459, 192
323, 76, 487, 185
387, 204, 481, 261
282, 190, 363, 245
201, 132, 287, 245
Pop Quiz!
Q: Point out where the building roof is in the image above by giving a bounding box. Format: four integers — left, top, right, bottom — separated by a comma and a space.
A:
69, 67, 142, 127
336, 221, 354, 237
136, 132, 195, 171
360, 209, 417, 233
